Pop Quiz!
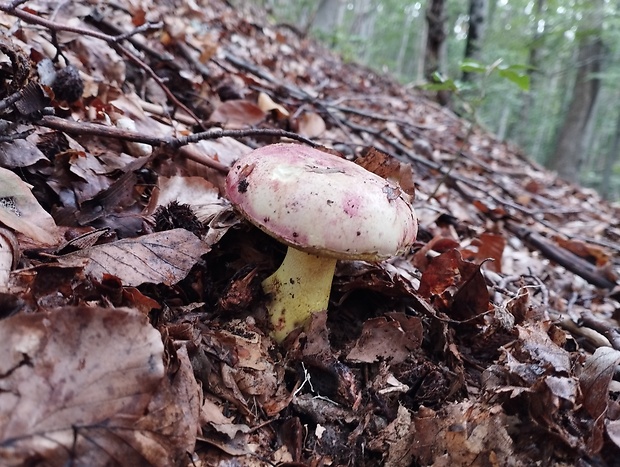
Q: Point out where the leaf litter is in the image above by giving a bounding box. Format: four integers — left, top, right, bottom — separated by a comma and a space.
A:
0, 0, 619, 465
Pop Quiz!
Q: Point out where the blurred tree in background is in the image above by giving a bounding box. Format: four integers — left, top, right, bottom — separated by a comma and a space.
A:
252, 0, 620, 200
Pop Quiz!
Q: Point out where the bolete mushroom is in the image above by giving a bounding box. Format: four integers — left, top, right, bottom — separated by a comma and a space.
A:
225, 143, 417, 342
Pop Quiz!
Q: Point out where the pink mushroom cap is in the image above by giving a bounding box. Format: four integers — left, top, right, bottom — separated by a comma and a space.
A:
225, 143, 418, 261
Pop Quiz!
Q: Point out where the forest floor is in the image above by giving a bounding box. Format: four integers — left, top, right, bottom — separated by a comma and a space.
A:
1, 0, 620, 465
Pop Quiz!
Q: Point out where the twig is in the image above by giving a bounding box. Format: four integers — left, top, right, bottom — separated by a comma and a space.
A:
1, 2, 200, 126
113, 42, 203, 127
580, 313, 620, 350
0, 3, 118, 42
83, 13, 173, 64
175, 128, 316, 148
37, 115, 316, 172
176, 42, 211, 79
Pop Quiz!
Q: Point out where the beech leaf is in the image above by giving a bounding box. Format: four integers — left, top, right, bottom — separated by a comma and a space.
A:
0, 167, 60, 245
0, 306, 194, 466
58, 228, 209, 286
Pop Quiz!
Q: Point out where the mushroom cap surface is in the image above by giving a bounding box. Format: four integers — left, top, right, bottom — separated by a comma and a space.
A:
225, 143, 418, 260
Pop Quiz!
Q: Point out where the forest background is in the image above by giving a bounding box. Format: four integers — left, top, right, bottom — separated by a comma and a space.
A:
252, 0, 619, 200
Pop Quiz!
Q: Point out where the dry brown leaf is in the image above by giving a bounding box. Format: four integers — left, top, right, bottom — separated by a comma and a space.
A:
0, 306, 194, 466
346, 314, 422, 364
461, 232, 506, 273
555, 237, 611, 267
297, 112, 326, 137
0, 167, 60, 245
0, 135, 47, 168
133, 344, 201, 463
58, 228, 209, 286
210, 99, 266, 128
579, 346, 620, 454
356, 146, 416, 197
411, 402, 518, 466
0, 228, 18, 289
257, 91, 289, 118
513, 323, 572, 376
367, 404, 414, 466
418, 249, 489, 320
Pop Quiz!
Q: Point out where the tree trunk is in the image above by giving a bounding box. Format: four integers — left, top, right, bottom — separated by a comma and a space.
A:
424, 0, 449, 104
510, 0, 546, 148
396, 12, 414, 76
547, 36, 605, 182
462, 0, 488, 82
424, 0, 447, 81
349, 0, 376, 62
311, 0, 346, 46
600, 109, 620, 199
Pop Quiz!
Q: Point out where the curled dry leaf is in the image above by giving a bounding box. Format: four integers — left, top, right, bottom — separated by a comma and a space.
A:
356, 146, 416, 197
57, 228, 210, 286
0, 306, 196, 466
0, 228, 18, 289
461, 232, 506, 273
418, 249, 490, 320
0, 167, 59, 245
579, 346, 620, 454
257, 91, 289, 118
367, 404, 414, 467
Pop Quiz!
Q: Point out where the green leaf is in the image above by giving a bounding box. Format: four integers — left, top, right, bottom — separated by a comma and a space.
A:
421, 80, 459, 92
460, 60, 487, 74
497, 68, 530, 91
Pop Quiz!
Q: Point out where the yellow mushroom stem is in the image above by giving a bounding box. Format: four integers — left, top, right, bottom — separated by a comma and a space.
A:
262, 246, 337, 342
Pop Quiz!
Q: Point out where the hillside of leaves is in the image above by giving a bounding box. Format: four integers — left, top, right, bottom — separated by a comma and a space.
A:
1, 0, 620, 465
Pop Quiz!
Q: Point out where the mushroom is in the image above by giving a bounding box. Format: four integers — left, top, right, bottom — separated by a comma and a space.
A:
225, 143, 417, 342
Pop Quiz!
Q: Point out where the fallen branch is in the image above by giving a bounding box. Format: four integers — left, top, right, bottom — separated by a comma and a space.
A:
507, 223, 617, 289
37, 115, 316, 173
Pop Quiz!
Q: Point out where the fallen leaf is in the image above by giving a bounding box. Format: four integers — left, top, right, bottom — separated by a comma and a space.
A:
0, 228, 18, 289
579, 346, 620, 454
418, 249, 489, 320
57, 228, 209, 286
297, 111, 325, 137
257, 91, 289, 118
367, 404, 414, 466
410, 402, 517, 466
356, 146, 416, 197
461, 232, 506, 273
210, 99, 265, 128
555, 237, 611, 267
346, 314, 422, 364
0, 167, 60, 245
0, 306, 194, 466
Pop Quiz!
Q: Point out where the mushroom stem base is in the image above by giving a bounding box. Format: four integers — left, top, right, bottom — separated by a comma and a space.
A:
262, 247, 337, 342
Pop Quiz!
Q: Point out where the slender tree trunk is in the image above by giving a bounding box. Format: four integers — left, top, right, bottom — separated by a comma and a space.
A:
411, 17, 428, 83
601, 110, 620, 199
396, 12, 414, 76
547, 37, 606, 181
424, 0, 447, 81
424, 0, 448, 104
462, 0, 488, 82
511, 0, 546, 148
497, 106, 511, 141
311, 0, 346, 46
349, 0, 375, 62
